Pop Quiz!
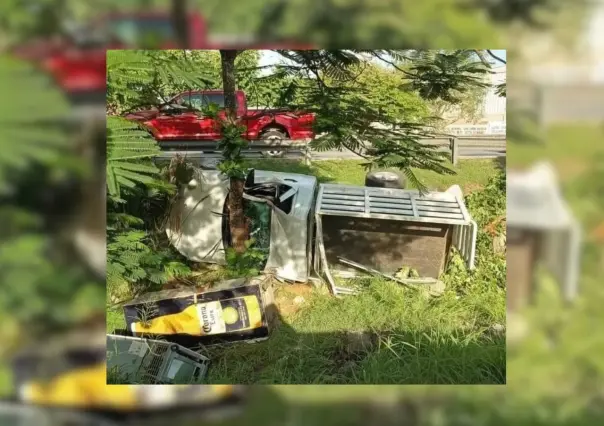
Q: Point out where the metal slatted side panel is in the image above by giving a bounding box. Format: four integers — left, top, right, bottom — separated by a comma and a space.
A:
320, 186, 368, 215
318, 184, 471, 226
452, 223, 477, 270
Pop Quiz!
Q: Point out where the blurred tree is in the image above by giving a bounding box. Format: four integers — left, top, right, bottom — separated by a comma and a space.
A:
0, 55, 105, 345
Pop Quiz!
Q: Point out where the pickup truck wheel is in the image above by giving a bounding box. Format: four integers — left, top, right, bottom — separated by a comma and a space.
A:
365, 171, 405, 189
260, 128, 286, 158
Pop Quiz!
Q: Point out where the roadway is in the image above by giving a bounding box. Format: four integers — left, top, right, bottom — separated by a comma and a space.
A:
156, 145, 506, 162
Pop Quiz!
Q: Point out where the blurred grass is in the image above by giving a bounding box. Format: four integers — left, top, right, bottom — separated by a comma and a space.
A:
507, 124, 604, 179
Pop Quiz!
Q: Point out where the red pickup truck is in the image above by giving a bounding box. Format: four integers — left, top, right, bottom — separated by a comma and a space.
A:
125, 89, 315, 157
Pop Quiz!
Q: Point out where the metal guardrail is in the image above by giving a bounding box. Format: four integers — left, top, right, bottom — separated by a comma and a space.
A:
422, 137, 506, 165
157, 136, 506, 166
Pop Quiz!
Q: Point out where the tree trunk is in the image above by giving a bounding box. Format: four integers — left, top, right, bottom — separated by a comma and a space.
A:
170, 0, 189, 48
220, 50, 239, 120
220, 50, 247, 253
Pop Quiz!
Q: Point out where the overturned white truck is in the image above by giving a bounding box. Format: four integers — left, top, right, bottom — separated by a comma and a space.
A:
167, 169, 478, 296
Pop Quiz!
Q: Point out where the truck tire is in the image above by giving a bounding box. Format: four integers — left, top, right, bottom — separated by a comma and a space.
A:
365, 171, 405, 189
260, 128, 286, 158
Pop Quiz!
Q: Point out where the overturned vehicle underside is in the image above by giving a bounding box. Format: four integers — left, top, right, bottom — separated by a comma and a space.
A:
166, 169, 317, 283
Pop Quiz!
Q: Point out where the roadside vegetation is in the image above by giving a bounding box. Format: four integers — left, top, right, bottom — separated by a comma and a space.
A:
106, 155, 505, 384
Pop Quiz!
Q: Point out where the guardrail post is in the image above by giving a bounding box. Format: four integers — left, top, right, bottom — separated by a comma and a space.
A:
449, 137, 459, 166
304, 140, 312, 166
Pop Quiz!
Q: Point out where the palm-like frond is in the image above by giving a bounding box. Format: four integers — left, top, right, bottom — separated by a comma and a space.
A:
405, 50, 491, 102
107, 50, 217, 114
275, 49, 362, 83
0, 55, 72, 194
106, 117, 160, 201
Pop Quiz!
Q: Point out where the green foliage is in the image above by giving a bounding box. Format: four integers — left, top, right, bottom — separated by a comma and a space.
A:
0, 55, 73, 194
253, 49, 496, 192
107, 229, 191, 299
106, 94, 191, 302
419, 50, 497, 130
272, 80, 454, 192
224, 239, 268, 278
107, 50, 262, 114
0, 55, 100, 343
406, 50, 490, 102
465, 168, 506, 228
0, 234, 105, 332
106, 116, 160, 201
442, 168, 507, 301
107, 50, 217, 114
216, 121, 250, 179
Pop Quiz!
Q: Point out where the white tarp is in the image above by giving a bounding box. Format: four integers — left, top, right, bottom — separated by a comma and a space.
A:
166, 171, 229, 264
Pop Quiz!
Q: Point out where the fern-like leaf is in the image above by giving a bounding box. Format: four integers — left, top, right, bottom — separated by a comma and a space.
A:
106, 116, 160, 200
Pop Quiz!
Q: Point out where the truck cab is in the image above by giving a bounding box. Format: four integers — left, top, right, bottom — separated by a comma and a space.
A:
128, 89, 315, 157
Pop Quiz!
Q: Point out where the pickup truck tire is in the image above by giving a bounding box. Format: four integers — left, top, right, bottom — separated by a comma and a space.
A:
365, 171, 405, 189
260, 128, 286, 158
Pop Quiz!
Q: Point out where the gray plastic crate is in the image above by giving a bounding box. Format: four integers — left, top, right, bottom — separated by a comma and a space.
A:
107, 334, 209, 384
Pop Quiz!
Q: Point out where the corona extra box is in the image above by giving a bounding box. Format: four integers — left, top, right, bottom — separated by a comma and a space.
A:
121, 276, 276, 347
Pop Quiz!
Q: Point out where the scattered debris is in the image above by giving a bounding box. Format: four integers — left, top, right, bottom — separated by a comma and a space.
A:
395, 266, 420, 280
343, 330, 378, 354
490, 323, 505, 336
394, 266, 411, 280
493, 233, 506, 255
424, 280, 446, 297
107, 334, 210, 384
484, 215, 506, 237
339, 257, 436, 290
274, 283, 314, 317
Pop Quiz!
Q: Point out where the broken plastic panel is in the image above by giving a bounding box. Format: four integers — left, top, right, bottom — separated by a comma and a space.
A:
314, 183, 477, 296
507, 162, 581, 308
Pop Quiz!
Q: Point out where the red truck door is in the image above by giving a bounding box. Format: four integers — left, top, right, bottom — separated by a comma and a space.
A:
152, 92, 214, 140
200, 92, 228, 140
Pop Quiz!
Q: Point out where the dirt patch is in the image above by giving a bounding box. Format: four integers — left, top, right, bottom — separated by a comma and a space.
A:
463, 183, 484, 194
485, 215, 506, 237
274, 283, 315, 317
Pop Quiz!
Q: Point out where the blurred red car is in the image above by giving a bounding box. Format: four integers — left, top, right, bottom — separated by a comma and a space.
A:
12, 11, 312, 103
13, 11, 209, 99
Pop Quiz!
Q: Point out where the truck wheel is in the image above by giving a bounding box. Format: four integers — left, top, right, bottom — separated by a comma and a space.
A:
365, 171, 405, 189
260, 128, 286, 158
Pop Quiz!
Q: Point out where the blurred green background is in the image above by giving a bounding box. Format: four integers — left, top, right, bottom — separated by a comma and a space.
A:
2, 0, 604, 423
